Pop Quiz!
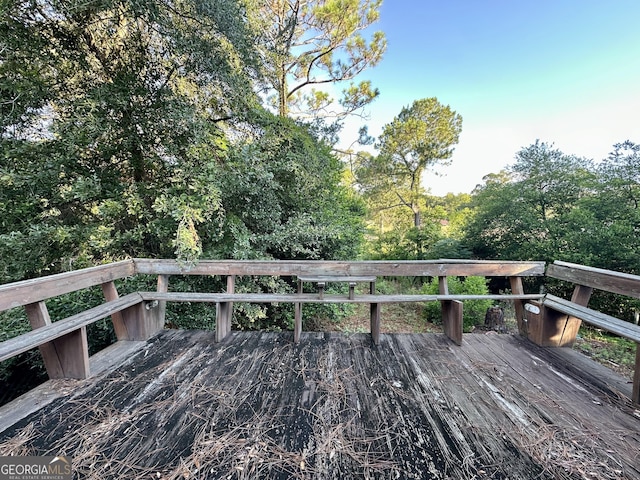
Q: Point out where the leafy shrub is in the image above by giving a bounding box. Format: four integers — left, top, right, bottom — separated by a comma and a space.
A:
421, 276, 494, 332
300, 283, 356, 330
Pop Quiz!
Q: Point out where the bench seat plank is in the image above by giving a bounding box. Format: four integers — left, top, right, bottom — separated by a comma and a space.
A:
297, 276, 376, 283
542, 294, 640, 343
140, 292, 544, 304
0, 293, 143, 362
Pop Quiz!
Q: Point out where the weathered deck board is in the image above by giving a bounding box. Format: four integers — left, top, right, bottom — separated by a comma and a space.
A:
1, 331, 639, 479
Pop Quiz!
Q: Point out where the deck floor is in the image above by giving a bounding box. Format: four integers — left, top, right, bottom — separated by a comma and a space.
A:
1, 330, 640, 479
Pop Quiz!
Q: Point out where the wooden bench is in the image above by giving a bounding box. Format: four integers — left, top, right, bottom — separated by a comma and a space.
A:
0, 260, 163, 380
526, 261, 640, 404
140, 291, 544, 346
296, 276, 377, 344
0, 293, 145, 379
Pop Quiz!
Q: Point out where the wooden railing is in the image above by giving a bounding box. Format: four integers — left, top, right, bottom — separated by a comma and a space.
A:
5, 258, 640, 405
524, 261, 640, 404
135, 259, 545, 345
0, 259, 544, 380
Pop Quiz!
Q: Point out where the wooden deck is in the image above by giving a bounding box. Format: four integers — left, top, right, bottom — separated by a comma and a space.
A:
1, 330, 639, 479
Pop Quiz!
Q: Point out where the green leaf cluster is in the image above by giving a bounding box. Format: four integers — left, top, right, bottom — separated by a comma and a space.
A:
421, 276, 493, 332
260, 0, 386, 118
463, 140, 640, 320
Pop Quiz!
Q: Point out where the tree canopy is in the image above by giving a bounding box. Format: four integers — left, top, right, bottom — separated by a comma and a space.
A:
463, 139, 640, 276
353, 98, 463, 259
0, 0, 365, 283
358, 98, 462, 227
259, 0, 386, 119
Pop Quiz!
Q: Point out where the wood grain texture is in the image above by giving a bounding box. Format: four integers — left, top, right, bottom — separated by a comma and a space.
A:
25, 301, 64, 378
47, 327, 90, 379
0, 339, 149, 434
2, 330, 638, 478
0, 293, 143, 362
509, 276, 526, 334
155, 274, 170, 331
634, 345, 640, 405
139, 292, 544, 303
547, 261, 640, 299
0, 260, 135, 311
101, 281, 128, 340
542, 295, 640, 342
297, 276, 377, 282
133, 258, 546, 277
442, 300, 463, 346
369, 280, 380, 346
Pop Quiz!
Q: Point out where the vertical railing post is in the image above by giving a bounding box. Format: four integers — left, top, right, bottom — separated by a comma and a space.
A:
370, 279, 380, 345
25, 301, 89, 379
101, 281, 129, 340
216, 275, 235, 342
156, 274, 169, 329
562, 284, 593, 342
225, 275, 235, 336
439, 276, 462, 346
633, 344, 640, 405
295, 278, 303, 343
509, 276, 526, 335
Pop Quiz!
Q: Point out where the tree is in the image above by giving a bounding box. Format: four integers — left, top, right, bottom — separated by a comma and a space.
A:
259, 0, 386, 118
198, 112, 366, 330
578, 141, 640, 274
463, 141, 594, 263
0, 0, 263, 279
358, 98, 462, 230
214, 112, 365, 261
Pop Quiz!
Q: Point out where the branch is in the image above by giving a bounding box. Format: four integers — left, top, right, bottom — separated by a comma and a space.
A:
287, 44, 339, 99
395, 191, 412, 209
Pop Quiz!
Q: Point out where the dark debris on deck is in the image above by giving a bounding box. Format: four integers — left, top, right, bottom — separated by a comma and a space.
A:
1, 330, 640, 479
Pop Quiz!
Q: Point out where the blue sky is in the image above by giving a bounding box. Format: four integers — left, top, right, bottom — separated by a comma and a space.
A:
342, 0, 640, 195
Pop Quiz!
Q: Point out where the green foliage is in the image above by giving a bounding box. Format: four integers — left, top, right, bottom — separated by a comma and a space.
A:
356, 98, 463, 259
0, 0, 262, 280
212, 113, 365, 262
463, 141, 595, 263
300, 285, 357, 331
260, 0, 386, 118
0, 0, 372, 401
463, 139, 640, 321
429, 239, 472, 260
358, 98, 463, 225
0, 0, 365, 287
575, 327, 638, 372
421, 276, 493, 332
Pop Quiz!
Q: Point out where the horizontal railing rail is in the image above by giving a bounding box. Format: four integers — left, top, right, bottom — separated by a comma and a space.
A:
140, 292, 545, 303
133, 258, 546, 277
0, 260, 136, 311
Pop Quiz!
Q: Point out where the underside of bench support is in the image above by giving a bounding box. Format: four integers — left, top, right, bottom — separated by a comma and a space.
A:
25, 301, 90, 379
535, 285, 593, 347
